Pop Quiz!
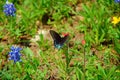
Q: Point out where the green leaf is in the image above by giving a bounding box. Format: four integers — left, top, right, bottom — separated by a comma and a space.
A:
98, 64, 107, 79
23, 47, 34, 57
106, 66, 116, 79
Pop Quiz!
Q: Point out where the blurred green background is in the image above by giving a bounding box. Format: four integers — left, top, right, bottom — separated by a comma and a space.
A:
0, 0, 120, 80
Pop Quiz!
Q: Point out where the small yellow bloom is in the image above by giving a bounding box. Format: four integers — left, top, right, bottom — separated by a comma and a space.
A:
112, 16, 120, 25
116, 70, 120, 72
119, 17, 120, 21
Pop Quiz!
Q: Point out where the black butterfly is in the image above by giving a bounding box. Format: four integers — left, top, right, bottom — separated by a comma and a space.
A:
50, 30, 69, 49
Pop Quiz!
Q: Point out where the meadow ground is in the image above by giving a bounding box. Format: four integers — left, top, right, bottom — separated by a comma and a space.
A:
0, 0, 120, 80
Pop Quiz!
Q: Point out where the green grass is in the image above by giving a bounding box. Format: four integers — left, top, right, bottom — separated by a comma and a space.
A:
0, 0, 120, 80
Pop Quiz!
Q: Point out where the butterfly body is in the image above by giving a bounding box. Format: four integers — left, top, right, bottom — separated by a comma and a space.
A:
50, 30, 69, 49
54, 41, 63, 49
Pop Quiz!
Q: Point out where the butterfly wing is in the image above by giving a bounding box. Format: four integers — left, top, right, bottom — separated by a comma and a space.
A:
60, 35, 69, 45
50, 30, 61, 43
50, 30, 69, 49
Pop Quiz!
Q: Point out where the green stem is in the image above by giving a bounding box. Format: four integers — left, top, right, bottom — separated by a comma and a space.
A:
10, 17, 13, 32
65, 47, 69, 72
65, 43, 70, 74
83, 47, 86, 80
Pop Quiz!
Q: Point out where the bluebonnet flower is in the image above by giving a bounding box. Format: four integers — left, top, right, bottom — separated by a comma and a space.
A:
115, 0, 120, 3
3, 0, 16, 16
8, 46, 22, 63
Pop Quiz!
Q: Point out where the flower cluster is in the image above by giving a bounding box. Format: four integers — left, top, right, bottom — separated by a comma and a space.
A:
112, 16, 120, 25
62, 32, 69, 37
3, 0, 16, 16
8, 46, 22, 63
115, 0, 120, 3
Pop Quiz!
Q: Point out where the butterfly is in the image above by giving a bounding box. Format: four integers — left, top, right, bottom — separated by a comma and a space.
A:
49, 30, 69, 49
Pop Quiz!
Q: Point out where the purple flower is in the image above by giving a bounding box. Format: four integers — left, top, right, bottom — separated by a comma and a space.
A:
115, 0, 120, 3
3, 0, 16, 16
8, 46, 22, 63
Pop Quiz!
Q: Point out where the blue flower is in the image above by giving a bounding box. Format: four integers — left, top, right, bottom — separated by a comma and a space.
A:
3, 0, 16, 16
115, 0, 120, 3
8, 46, 22, 63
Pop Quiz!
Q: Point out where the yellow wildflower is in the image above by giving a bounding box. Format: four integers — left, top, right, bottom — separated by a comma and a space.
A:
116, 70, 120, 72
112, 16, 120, 25
118, 17, 120, 20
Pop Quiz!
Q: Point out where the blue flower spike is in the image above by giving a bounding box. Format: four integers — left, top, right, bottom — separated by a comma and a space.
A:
115, 0, 120, 3
3, 0, 16, 16
8, 46, 22, 63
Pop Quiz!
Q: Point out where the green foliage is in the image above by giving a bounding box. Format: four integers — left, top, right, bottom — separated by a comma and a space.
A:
0, 0, 120, 79
0, 47, 47, 80
77, 2, 120, 53
79, 3, 111, 45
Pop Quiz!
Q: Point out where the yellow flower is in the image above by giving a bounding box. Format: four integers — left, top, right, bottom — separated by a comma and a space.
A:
112, 16, 120, 25
118, 17, 120, 21
116, 70, 120, 72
